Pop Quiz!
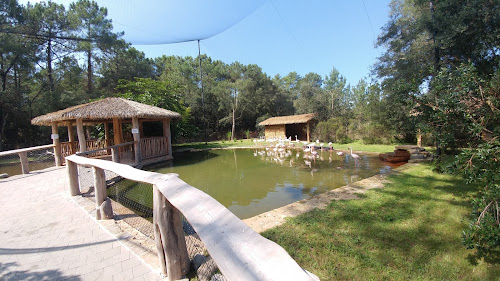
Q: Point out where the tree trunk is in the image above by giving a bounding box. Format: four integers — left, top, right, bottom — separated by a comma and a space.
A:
231, 107, 236, 141
47, 36, 55, 92
87, 49, 92, 97
87, 22, 92, 97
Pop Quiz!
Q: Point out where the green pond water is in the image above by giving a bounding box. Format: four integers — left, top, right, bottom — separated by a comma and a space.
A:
109, 148, 398, 219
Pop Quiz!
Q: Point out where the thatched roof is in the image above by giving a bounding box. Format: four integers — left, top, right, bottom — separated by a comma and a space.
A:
31, 97, 182, 126
258, 113, 316, 126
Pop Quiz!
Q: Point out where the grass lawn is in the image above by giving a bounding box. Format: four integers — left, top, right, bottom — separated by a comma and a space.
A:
173, 139, 429, 154
173, 139, 256, 150
261, 163, 500, 280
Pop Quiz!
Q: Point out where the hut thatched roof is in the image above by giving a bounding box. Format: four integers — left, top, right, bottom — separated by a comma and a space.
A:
258, 113, 316, 126
31, 97, 182, 126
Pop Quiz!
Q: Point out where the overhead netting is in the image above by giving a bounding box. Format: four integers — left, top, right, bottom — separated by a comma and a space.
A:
25, 0, 267, 45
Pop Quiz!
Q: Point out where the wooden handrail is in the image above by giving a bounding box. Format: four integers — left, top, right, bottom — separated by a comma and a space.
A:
0, 144, 55, 157
65, 154, 318, 281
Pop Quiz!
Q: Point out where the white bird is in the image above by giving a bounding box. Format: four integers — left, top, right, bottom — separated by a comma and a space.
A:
348, 147, 360, 166
337, 151, 344, 156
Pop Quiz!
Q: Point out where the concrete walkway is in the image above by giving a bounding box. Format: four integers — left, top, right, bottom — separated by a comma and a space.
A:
0, 167, 163, 281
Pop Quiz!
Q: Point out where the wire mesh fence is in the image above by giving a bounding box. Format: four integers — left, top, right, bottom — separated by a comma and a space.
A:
0, 147, 55, 177
74, 161, 224, 280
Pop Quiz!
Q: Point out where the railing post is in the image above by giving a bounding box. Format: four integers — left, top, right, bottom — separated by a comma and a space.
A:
153, 185, 189, 279
93, 167, 113, 220
18, 151, 29, 174
111, 147, 119, 163
66, 160, 80, 196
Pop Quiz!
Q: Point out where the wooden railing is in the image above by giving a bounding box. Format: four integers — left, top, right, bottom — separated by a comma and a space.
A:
0, 144, 56, 175
61, 141, 75, 158
140, 137, 168, 160
65, 155, 319, 281
77, 141, 136, 165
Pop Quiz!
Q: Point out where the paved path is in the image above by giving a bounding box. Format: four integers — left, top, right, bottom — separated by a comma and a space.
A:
0, 167, 163, 281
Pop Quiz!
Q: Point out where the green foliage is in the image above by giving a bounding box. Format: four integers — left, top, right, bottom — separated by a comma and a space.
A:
431, 64, 500, 261
360, 122, 394, 145
313, 117, 349, 143
116, 77, 197, 141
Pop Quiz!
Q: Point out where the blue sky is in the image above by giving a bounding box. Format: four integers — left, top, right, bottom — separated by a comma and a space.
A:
21, 0, 392, 86
131, 0, 392, 86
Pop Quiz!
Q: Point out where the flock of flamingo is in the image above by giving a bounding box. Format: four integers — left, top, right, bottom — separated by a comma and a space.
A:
253, 138, 361, 169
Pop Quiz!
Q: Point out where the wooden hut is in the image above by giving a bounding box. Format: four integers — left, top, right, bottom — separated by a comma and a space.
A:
258, 113, 316, 142
31, 97, 181, 166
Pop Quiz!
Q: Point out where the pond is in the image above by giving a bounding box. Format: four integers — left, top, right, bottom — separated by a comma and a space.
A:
108, 148, 398, 220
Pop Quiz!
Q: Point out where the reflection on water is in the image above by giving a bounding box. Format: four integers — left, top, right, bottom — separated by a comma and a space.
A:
143, 148, 397, 219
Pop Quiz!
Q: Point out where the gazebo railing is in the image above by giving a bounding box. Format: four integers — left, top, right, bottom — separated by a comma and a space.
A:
140, 137, 168, 160
77, 141, 136, 165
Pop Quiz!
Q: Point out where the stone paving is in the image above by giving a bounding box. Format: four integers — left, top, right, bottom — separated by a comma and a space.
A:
0, 167, 164, 281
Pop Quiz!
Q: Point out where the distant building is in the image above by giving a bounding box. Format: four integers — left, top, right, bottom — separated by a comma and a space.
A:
258, 113, 316, 142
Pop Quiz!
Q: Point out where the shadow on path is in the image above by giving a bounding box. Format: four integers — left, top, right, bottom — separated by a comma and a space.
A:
0, 262, 81, 281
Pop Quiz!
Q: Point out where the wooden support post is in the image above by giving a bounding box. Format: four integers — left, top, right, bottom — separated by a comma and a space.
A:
306, 121, 310, 142
104, 123, 111, 147
51, 122, 62, 166
92, 167, 113, 219
68, 123, 76, 154
113, 118, 121, 162
19, 151, 29, 174
139, 120, 144, 138
76, 118, 86, 153
153, 185, 189, 279
67, 160, 80, 196
132, 117, 142, 165
163, 119, 172, 157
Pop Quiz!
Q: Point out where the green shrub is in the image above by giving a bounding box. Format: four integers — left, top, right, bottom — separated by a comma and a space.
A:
313, 117, 348, 142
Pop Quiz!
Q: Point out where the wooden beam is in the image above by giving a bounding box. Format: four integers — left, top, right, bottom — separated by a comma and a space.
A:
51, 122, 62, 166
306, 121, 310, 142
113, 117, 122, 146
112, 118, 121, 162
76, 118, 86, 153
67, 123, 76, 154
132, 117, 142, 165
153, 185, 189, 278
163, 119, 172, 157
104, 123, 111, 147
139, 120, 144, 138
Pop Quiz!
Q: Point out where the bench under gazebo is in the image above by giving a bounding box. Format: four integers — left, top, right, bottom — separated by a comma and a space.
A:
31, 97, 181, 166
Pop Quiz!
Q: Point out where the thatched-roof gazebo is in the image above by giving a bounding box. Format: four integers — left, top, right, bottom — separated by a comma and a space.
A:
259, 113, 316, 142
32, 97, 181, 166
